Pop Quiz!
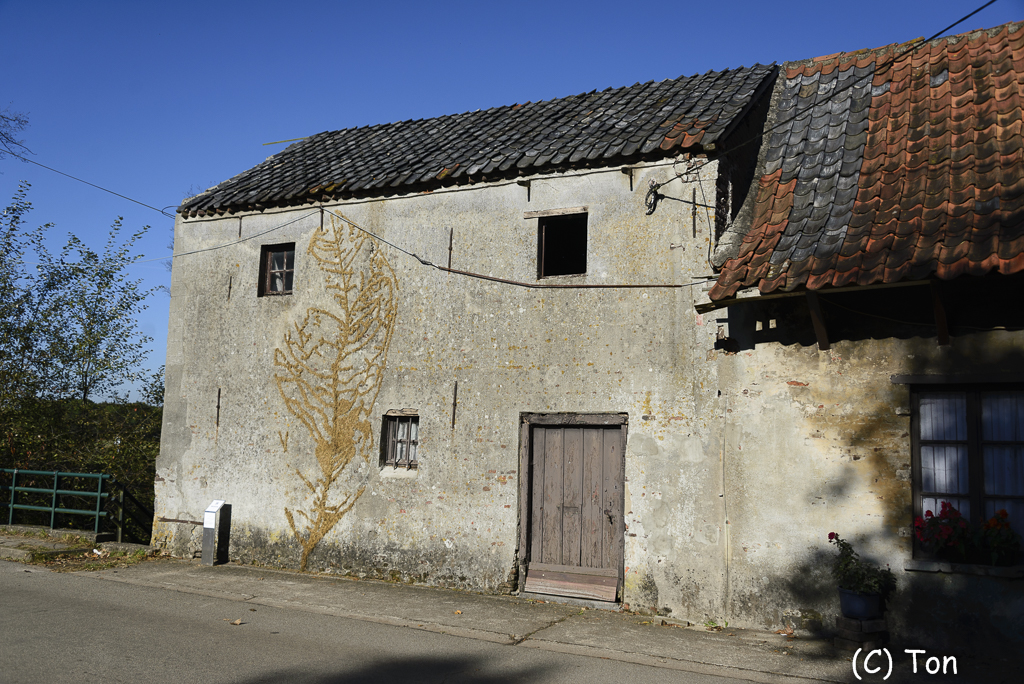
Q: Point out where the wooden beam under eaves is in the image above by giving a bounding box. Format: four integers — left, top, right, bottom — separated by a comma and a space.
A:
806, 291, 830, 351
931, 280, 950, 346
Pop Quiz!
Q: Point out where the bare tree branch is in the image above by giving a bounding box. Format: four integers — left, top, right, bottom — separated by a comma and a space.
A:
0, 105, 30, 161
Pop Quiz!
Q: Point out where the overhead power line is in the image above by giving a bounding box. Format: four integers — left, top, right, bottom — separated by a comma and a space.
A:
8, 151, 176, 219
648, 0, 1002, 200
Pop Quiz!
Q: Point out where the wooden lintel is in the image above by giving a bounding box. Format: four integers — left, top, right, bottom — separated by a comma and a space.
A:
931, 280, 950, 346
805, 291, 830, 351
523, 206, 588, 219
891, 373, 1024, 385
521, 413, 628, 426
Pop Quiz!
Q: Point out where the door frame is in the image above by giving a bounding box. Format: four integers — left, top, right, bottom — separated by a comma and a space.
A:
517, 412, 627, 600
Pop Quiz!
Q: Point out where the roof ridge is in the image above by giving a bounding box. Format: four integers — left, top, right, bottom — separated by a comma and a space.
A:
789, 19, 1024, 71
294, 65, 775, 144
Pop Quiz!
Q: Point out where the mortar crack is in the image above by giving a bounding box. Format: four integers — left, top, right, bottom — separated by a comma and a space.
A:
509, 609, 583, 645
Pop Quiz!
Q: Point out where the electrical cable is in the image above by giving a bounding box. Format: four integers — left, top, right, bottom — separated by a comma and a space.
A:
647, 0, 1001, 202
320, 206, 710, 290
132, 210, 319, 264
6, 151, 176, 219
146, 2, 1003, 285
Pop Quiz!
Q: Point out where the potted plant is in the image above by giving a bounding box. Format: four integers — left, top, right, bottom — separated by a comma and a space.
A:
828, 532, 896, 620
913, 502, 1021, 565
913, 501, 971, 561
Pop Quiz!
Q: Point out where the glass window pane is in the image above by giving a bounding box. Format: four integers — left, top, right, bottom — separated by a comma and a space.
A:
387, 419, 397, 463
271, 273, 285, 292
921, 445, 969, 494
985, 446, 1024, 496
282, 271, 293, 292
985, 500, 1024, 543
396, 441, 406, 465
284, 250, 294, 269
408, 441, 417, 464
920, 393, 967, 441
983, 392, 1024, 441
923, 496, 970, 520
271, 251, 284, 270
397, 419, 408, 440
409, 420, 418, 442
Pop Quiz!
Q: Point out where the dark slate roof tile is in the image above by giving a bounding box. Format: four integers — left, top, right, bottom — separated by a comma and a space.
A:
181, 64, 776, 216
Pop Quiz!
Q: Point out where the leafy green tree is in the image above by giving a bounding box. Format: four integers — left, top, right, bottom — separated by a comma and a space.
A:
36, 219, 154, 402
0, 182, 47, 408
0, 185, 161, 527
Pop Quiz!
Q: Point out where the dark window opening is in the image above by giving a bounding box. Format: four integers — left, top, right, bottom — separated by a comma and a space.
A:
538, 213, 587, 278
259, 243, 295, 296
381, 414, 419, 469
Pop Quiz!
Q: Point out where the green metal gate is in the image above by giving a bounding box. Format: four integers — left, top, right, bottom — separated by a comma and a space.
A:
1, 469, 152, 544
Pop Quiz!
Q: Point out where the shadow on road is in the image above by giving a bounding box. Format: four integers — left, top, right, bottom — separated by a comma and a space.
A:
237, 654, 550, 684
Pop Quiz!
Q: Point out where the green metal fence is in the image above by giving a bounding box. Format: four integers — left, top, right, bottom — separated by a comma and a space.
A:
1, 469, 152, 544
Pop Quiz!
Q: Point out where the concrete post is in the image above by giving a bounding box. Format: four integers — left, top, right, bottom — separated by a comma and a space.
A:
201, 500, 230, 566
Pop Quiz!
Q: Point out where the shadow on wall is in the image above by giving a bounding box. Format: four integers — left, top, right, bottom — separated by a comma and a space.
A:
719, 273, 1024, 658
723, 273, 1024, 351
237, 655, 549, 684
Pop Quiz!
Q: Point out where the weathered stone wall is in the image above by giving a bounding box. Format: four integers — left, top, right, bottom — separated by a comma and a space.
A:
155, 158, 722, 594
677, 309, 1024, 652
155, 156, 1021, 653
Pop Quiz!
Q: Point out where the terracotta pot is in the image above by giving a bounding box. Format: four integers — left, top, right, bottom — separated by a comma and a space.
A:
838, 588, 883, 620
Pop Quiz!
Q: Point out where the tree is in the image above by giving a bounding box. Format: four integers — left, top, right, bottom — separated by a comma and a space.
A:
37, 219, 154, 402
0, 182, 47, 408
0, 105, 30, 161
0, 185, 161, 524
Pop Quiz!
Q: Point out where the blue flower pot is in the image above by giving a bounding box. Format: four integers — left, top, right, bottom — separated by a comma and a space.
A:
838, 588, 883, 620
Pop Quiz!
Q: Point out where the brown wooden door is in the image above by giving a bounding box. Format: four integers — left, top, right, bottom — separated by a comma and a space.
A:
524, 425, 624, 602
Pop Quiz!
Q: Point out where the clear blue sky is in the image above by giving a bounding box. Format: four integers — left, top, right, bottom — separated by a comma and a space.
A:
1, 0, 1021, 399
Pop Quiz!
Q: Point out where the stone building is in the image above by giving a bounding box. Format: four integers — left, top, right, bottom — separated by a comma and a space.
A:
156, 61, 778, 602
157, 21, 1024, 652
704, 22, 1024, 652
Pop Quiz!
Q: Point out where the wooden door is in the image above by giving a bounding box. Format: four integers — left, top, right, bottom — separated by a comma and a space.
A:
523, 424, 624, 602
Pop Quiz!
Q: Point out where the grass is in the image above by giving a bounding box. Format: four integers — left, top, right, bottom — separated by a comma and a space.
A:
2, 526, 157, 571
42, 547, 155, 572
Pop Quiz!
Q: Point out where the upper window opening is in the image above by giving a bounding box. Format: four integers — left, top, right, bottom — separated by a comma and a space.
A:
538, 213, 587, 278
259, 243, 295, 296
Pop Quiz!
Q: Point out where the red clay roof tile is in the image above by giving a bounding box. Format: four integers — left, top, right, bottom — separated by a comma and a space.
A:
712, 21, 1024, 301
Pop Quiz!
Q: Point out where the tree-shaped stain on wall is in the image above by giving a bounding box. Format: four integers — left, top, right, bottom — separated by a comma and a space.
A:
274, 216, 398, 571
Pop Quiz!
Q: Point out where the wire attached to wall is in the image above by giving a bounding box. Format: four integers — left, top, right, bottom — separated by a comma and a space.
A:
319, 206, 709, 290
133, 210, 320, 265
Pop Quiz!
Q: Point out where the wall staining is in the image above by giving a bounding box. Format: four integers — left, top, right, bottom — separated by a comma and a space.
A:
275, 216, 398, 571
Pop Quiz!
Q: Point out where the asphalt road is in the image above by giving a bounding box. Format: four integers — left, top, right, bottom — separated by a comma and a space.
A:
0, 560, 752, 684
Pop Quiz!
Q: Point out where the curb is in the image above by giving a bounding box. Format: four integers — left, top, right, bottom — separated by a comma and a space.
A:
0, 546, 32, 561
519, 640, 848, 684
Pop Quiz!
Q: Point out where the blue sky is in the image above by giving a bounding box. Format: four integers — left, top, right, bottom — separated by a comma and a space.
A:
1, 0, 1021, 399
